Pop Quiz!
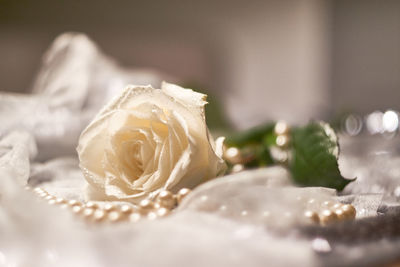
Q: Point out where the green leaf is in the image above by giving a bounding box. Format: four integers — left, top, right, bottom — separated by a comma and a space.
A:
289, 121, 355, 191
225, 123, 275, 148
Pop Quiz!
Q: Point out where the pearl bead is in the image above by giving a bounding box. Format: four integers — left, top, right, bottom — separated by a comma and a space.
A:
224, 147, 242, 164
71, 205, 83, 214
232, 164, 244, 173
55, 198, 67, 204
129, 213, 142, 223
276, 135, 289, 148
158, 190, 173, 200
319, 209, 338, 225
45, 195, 56, 201
48, 199, 57, 205
334, 208, 346, 220
157, 190, 176, 209
34, 187, 44, 194
332, 203, 342, 210
82, 208, 95, 218
139, 199, 155, 211
104, 203, 116, 212
156, 208, 170, 217
93, 209, 106, 222
85, 202, 99, 209
108, 211, 122, 223
274, 121, 290, 135
68, 200, 82, 207
176, 188, 191, 204
341, 204, 356, 219
60, 204, 69, 210
120, 204, 133, 215
304, 210, 320, 224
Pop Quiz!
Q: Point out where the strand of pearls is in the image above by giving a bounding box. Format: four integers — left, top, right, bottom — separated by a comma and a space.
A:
303, 200, 356, 226
222, 121, 357, 226
28, 187, 191, 224
193, 194, 356, 227
271, 120, 291, 163
224, 121, 292, 173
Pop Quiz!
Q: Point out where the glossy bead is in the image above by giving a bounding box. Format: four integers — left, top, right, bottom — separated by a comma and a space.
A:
55, 198, 67, 205
176, 188, 191, 204
341, 204, 356, 219
85, 201, 99, 209
224, 147, 243, 165
332, 203, 342, 210
34, 187, 44, 194
48, 199, 57, 205
139, 199, 154, 211
319, 209, 338, 225
129, 213, 142, 223
104, 203, 116, 212
68, 200, 82, 207
71, 205, 83, 214
157, 190, 176, 209
334, 208, 346, 220
156, 207, 170, 217
304, 210, 320, 224
274, 121, 290, 135
276, 135, 289, 148
120, 204, 133, 215
158, 190, 173, 200
108, 211, 122, 223
232, 164, 244, 173
273, 149, 288, 163
82, 208, 95, 219
60, 204, 69, 210
93, 209, 106, 222
45, 195, 56, 201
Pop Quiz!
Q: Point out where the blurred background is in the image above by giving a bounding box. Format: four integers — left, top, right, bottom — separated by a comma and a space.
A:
0, 0, 399, 129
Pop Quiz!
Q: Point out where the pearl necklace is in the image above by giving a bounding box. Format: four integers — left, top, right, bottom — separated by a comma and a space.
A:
222, 121, 357, 226
224, 120, 292, 173
28, 186, 356, 226
302, 201, 356, 225
27, 186, 191, 224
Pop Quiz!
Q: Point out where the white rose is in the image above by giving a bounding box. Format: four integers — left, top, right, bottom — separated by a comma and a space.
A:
77, 82, 226, 202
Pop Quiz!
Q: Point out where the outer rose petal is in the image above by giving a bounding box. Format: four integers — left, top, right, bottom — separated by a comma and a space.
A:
77, 83, 227, 203
161, 82, 207, 113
